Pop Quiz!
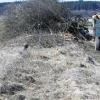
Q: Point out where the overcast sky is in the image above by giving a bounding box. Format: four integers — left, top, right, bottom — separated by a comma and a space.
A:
0, 0, 100, 3
0, 0, 23, 3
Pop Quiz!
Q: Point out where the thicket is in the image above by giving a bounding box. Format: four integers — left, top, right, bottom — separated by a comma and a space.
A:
4, 0, 92, 42
4, 0, 71, 35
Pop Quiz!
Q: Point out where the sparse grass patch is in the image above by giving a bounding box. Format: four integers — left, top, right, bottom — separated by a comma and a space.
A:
0, 17, 5, 41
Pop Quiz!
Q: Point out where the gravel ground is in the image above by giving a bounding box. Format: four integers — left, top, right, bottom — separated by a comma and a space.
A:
0, 35, 100, 100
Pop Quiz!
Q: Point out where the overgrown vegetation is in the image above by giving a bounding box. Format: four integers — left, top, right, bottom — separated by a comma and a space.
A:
67, 15, 92, 40
4, 0, 71, 35
3, 0, 93, 42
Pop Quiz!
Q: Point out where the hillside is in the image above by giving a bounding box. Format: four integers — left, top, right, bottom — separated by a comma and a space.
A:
0, 1, 100, 99
0, 34, 100, 100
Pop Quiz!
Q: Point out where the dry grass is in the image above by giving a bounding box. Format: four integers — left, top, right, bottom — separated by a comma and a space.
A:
0, 34, 99, 99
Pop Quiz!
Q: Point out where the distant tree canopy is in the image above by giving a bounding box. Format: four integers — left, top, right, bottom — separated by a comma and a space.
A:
4, 0, 71, 34
63, 1, 100, 10
1, 1, 100, 15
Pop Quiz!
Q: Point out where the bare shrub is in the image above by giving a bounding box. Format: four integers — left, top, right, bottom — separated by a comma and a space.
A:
4, 0, 70, 36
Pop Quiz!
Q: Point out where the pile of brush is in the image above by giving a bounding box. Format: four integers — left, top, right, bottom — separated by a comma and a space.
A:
67, 16, 93, 41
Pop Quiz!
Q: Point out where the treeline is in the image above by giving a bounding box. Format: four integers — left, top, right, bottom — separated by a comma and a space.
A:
0, 1, 22, 15
63, 1, 100, 10
0, 1, 100, 15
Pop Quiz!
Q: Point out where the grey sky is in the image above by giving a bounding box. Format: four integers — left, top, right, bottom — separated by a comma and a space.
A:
0, 0, 23, 3
0, 0, 100, 3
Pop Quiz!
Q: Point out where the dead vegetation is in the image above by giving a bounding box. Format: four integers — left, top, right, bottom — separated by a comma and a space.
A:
4, 0, 70, 34
2, 0, 93, 42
